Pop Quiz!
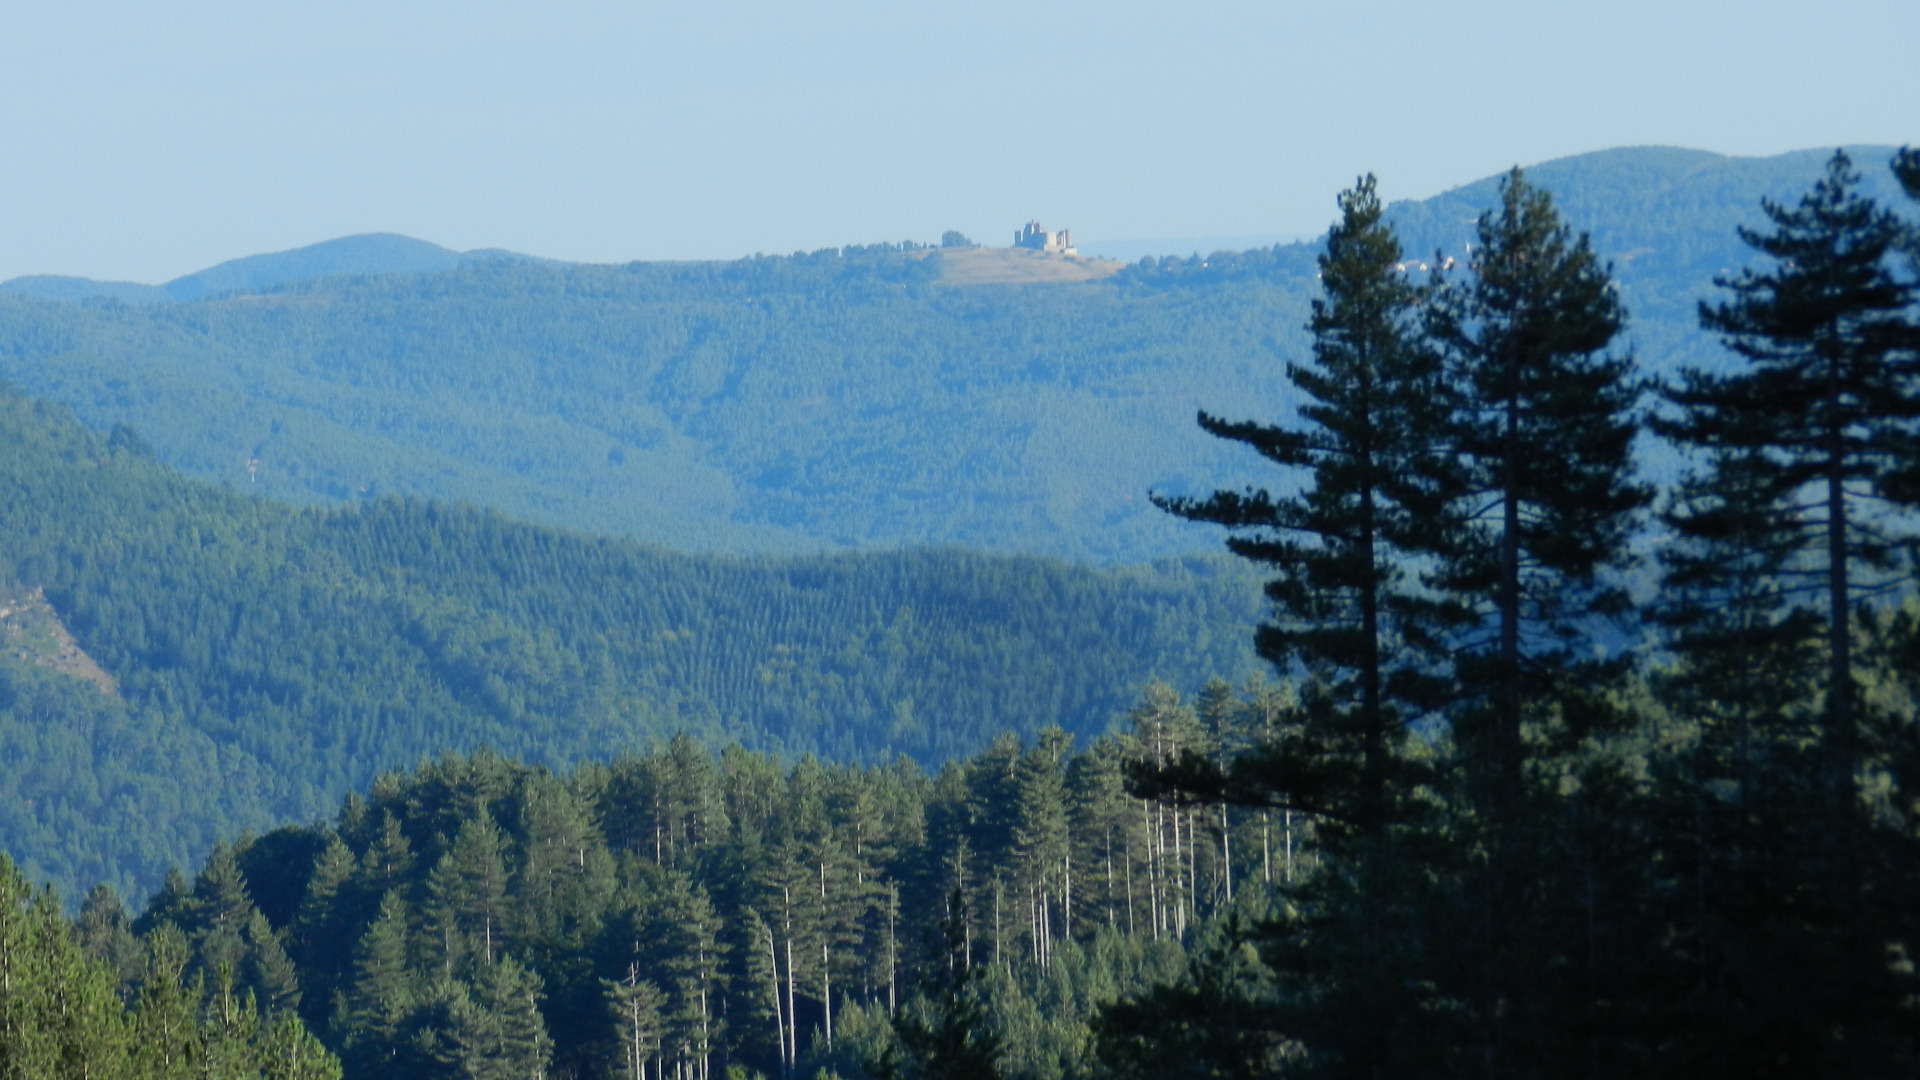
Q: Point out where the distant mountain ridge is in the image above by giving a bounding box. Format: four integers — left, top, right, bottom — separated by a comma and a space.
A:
0, 145, 1909, 564
0, 232, 552, 304
9, 145, 1900, 307
1382, 144, 1909, 325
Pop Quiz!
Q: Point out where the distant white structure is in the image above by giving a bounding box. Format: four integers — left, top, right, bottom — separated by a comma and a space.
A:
1013, 221, 1075, 255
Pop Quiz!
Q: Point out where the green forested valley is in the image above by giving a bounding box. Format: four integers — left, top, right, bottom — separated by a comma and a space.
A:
0, 386, 1259, 900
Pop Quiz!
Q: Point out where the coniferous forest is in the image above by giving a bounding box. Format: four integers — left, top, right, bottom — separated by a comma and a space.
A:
4, 147, 1920, 1079
0, 385, 1261, 902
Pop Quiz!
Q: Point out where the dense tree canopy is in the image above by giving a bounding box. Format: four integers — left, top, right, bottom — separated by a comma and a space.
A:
0, 386, 1258, 901
1134, 150, 1920, 1078
6, 148, 1920, 1080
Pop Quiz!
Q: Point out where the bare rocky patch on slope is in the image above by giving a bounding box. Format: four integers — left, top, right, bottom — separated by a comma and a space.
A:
0, 585, 119, 695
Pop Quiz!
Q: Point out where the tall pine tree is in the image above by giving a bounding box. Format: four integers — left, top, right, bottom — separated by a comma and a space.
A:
1148, 175, 1472, 1076
1427, 166, 1649, 815
1154, 174, 1460, 838
1662, 149, 1920, 758
1651, 148, 1920, 1077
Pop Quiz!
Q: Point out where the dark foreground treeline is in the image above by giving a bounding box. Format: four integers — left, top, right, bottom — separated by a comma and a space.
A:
1110, 146, 1920, 1080
11, 681, 1285, 1080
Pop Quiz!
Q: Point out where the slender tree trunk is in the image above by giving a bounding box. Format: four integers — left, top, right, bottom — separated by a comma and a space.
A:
1285, 810, 1296, 885
1175, 807, 1190, 926
993, 881, 1002, 965
1498, 341, 1524, 812
1104, 825, 1116, 929
1263, 810, 1273, 886
1827, 426, 1852, 752
698, 943, 712, 1080
764, 922, 786, 1078
1063, 852, 1073, 940
1360, 472, 1385, 836
1041, 889, 1052, 966
818, 861, 832, 1050
784, 936, 796, 1067
1146, 800, 1162, 937
1222, 805, 1233, 903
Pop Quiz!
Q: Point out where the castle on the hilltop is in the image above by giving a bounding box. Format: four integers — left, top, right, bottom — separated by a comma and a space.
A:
1013, 221, 1075, 255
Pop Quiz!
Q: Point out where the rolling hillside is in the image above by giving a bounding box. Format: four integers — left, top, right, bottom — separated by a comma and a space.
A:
0, 146, 1906, 563
0, 387, 1260, 900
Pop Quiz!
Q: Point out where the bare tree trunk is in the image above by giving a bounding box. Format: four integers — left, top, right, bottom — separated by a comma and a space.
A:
821, 940, 833, 1050
763, 922, 786, 1078
1263, 810, 1273, 885
784, 936, 796, 1067
1041, 889, 1053, 966
1063, 852, 1073, 940
1222, 805, 1233, 904
1145, 799, 1161, 938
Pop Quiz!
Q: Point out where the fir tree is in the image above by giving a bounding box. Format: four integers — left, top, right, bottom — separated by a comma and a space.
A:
256, 1009, 343, 1080
245, 909, 303, 1015
0, 862, 134, 1080
1011, 728, 1072, 966
1894, 146, 1919, 204
440, 955, 551, 1080
74, 882, 144, 996
1651, 148, 1920, 1077
604, 965, 667, 1080
423, 807, 511, 976
1427, 166, 1649, 814
336, 891, 416, 1080
881, 889, 1001, 1080
1155, 174, 1461, 838
1665, 148, 1920, 745
132, 926, 205, 1080
290, 836, 358, 1029
1419, 164, 1650, 1080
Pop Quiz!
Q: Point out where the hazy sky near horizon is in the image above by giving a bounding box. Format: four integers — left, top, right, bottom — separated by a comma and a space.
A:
2, 0, 1915, 283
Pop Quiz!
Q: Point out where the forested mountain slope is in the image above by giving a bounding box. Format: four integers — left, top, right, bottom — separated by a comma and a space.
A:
0, 387, 1258, 900
0, 146, 1902, 562
100, 719, 1255, 1080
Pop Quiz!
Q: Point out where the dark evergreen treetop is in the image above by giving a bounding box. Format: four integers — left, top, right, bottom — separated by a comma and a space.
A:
1646, 149, 1920, 1080
1152, 175, 1460, 836
1660, 149, 1920, 736
1426, 167, 1649, 804
1894, 146, 1919, 203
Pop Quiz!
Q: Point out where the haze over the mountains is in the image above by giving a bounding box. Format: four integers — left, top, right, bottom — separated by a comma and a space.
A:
2, 145, 1911, 565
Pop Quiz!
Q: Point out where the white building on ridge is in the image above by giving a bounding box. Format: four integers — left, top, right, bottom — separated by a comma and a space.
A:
1013, 221, 1075, 255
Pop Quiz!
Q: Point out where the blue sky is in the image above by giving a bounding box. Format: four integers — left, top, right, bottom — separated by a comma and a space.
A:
2, 0, 1915, 283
